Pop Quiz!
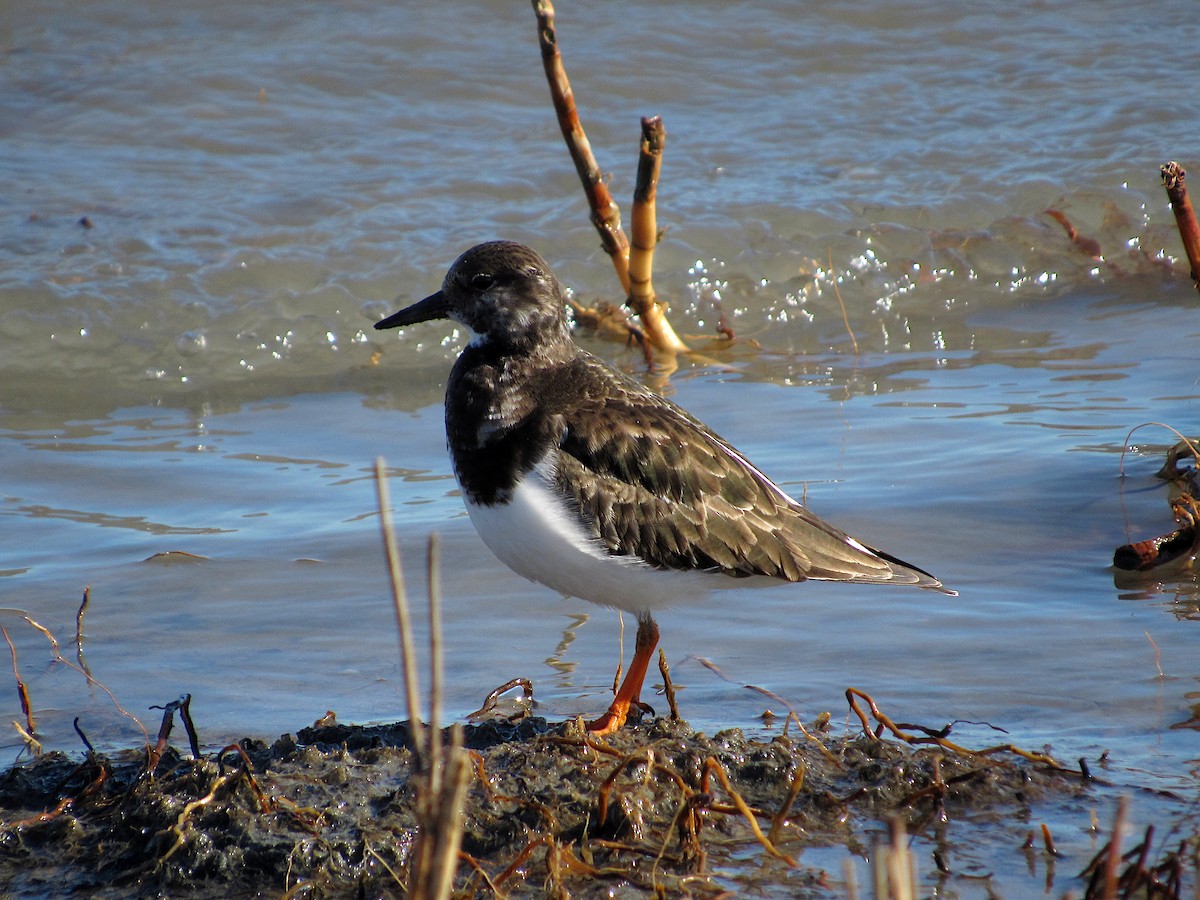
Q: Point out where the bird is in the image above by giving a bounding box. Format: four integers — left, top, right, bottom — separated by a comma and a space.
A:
375, 241, 952, 734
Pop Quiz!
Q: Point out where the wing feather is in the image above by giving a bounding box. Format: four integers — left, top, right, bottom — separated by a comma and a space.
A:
540, 362, 941, 590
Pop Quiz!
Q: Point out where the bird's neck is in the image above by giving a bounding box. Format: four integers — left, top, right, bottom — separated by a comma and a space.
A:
446, 341, 571, 505
467, 319, 574, 363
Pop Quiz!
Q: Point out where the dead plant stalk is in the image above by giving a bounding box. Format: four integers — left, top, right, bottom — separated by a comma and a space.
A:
531, 0, 630, 291
531, 0, 689, 354
628, 116, 688, 354
374, 456, 470, 900
1161, 161, 1200, 294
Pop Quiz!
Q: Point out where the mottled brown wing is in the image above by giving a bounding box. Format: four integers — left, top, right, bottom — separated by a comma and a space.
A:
551, 367, 942, 589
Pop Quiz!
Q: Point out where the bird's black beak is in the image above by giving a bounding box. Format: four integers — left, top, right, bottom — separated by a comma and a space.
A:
374, 290, 451, 330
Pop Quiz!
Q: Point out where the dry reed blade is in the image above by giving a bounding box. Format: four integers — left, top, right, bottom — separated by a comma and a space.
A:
426, 533, 443, 789
374, 456, 426, 769
412, 725, 470, 900
376, 459, 469, 899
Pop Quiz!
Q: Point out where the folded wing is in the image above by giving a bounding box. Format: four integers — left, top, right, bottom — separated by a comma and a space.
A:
551, 376, 949, 593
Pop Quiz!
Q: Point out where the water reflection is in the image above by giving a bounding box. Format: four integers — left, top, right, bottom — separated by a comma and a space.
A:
542, 612, 588, 686
13, 505, 231, 536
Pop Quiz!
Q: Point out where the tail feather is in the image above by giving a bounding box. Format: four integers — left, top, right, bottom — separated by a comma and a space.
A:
867, 545, 957, 595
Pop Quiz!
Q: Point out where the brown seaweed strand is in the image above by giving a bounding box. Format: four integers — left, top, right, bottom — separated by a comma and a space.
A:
1161, 162, 1200, 294
629, 115, 689, 353
2, 626, 35, 738
23, 614, 150, 750
532, 0, 631, 293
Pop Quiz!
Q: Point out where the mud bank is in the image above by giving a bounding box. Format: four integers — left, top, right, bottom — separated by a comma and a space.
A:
0, 710, 1101, 898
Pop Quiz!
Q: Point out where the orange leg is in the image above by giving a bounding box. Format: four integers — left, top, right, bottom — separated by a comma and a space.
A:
587, 613, 659, 735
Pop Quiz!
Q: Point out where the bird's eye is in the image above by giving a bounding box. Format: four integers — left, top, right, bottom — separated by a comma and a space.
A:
470, 273, 495, 291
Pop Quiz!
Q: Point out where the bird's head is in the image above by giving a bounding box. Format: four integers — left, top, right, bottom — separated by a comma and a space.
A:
375, 241, 570, 351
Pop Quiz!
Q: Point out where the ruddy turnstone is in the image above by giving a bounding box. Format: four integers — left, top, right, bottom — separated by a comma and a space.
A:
375, 241, 951, 734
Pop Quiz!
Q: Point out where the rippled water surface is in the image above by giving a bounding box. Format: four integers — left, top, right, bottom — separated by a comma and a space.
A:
3, 0, 1200, 894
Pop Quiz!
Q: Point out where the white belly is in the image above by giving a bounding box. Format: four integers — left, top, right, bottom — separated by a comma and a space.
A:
463, 460, 714, 613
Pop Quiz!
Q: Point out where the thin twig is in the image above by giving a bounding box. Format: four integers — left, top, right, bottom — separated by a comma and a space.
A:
611, 610, 625, 696
421, 726, 471, 900
843, 857, 860, 900
410, 528, 470, 900
12, 719, 41, 755
466, 677, 534, 721
1041, 822, 1058, 856
845, 687, 1063, 768
159, 771, 237, 864
744, 683, 839, 765
1044, 208, 1102, 258
147, 694, 198, 769
375, 463, 468, 899
217, 742, 272, 813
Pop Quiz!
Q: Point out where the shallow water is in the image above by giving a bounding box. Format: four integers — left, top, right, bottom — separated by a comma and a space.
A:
3, 0, 1199, 894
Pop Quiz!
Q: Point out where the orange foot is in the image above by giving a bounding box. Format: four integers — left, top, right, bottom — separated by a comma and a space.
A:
587, 698, 655, 735
585, 613, 659, 735
586, 701, 630, 736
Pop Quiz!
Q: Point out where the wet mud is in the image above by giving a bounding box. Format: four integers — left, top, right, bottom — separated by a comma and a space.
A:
0, 711, 1098, 897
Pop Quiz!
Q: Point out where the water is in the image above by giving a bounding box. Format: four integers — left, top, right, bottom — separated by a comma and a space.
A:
3, 0, 1199, 893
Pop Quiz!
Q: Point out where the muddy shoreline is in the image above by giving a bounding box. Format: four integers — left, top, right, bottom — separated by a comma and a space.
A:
0, 708, 1125, 898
